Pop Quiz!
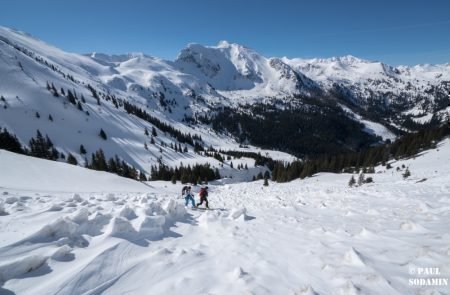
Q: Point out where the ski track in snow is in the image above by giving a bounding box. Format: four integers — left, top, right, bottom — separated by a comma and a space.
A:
1, 140, 450, 294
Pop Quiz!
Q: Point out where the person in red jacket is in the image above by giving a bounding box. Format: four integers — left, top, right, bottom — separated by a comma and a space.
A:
196, 186, 209, 209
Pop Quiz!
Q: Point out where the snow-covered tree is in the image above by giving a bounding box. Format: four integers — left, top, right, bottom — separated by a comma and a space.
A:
357, 173, 365, 186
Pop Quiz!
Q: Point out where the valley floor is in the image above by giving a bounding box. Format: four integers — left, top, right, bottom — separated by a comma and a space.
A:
1, 140, 450, 295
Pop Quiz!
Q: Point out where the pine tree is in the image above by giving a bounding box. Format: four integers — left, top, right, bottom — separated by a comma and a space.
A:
403, 167, 411, 179
263, 177, 269, 186
0, 128, 25, 154
90, 149, 108, 171
144, 142, 148, 150
99, 129, 107, 140
152, 126, 157, 137
67, 153, 78, 165
180, 172, 189, 184
48, 114, 53, 121
29, 130, 57, 160
348, 175, 356, 187
52, 83, 59, 97
257, 171, 263, 180
77, 101, 83, 111
67, 90, 76, 105
150, 136, 155, 144
108, 157, 118, 174
171, 175, 177, 184
36, 112, 40, 118
144, 127, 149, 136
80, 144, 87, 154
51, 147, 59, 160
139, 171, 147, 181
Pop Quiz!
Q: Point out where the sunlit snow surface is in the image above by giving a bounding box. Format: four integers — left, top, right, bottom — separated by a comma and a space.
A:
1, 139, 449, 294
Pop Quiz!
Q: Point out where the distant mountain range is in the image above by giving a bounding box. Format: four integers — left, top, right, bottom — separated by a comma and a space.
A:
0, 26, 449, 175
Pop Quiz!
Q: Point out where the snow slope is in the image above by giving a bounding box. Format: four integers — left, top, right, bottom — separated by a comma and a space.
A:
0, 26, 295, 179
1, 137, 449, 294
0, 150, 152, 193
340, 104, 397, 141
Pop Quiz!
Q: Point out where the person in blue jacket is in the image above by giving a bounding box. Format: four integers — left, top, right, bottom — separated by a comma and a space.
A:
182, 185, 195, 207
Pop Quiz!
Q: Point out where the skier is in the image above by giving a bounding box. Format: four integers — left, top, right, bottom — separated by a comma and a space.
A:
196, 186, 209, 209
183, 185, 195, 207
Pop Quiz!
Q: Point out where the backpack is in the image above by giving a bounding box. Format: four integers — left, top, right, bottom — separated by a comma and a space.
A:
182, 186, 188, 196
199, 188, 207, 198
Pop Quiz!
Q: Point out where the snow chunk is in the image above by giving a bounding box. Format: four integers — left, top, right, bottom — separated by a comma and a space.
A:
47, 204, 63, 211
145, 202, 165, 216
70, 208, 90, 224
51, 245, 74, 261
72, 193, 83, 203
108, 217, 136, 237
138, 216, 165, 238
400, 221, 427, 232
229, 207, 247, 220
343, 247, 366, 267
5, 196, 18, 204
229, 207, 252, 221
229, 266, 249, 280
0, 202, 8, 216
34, 217, 78, 240
162, 199, 186, 220
118, 206, 138, 220
0, 255, 48, 282
106, 193, 117, 201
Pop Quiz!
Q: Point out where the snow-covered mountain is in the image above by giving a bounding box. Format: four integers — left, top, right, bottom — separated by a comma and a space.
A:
0, 26, 293, 178
174, 41, 319, 100
1, 26, 449, 175
284, 55, 450, 120
284, 54, 450, 97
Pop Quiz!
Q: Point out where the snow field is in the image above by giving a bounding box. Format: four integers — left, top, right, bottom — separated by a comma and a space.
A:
0, 139, 449, 294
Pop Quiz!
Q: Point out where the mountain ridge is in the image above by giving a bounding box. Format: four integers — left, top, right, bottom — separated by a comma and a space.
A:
0, 26, 449, 179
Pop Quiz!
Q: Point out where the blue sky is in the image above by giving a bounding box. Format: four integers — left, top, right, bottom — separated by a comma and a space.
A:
2, 0, 450, 65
